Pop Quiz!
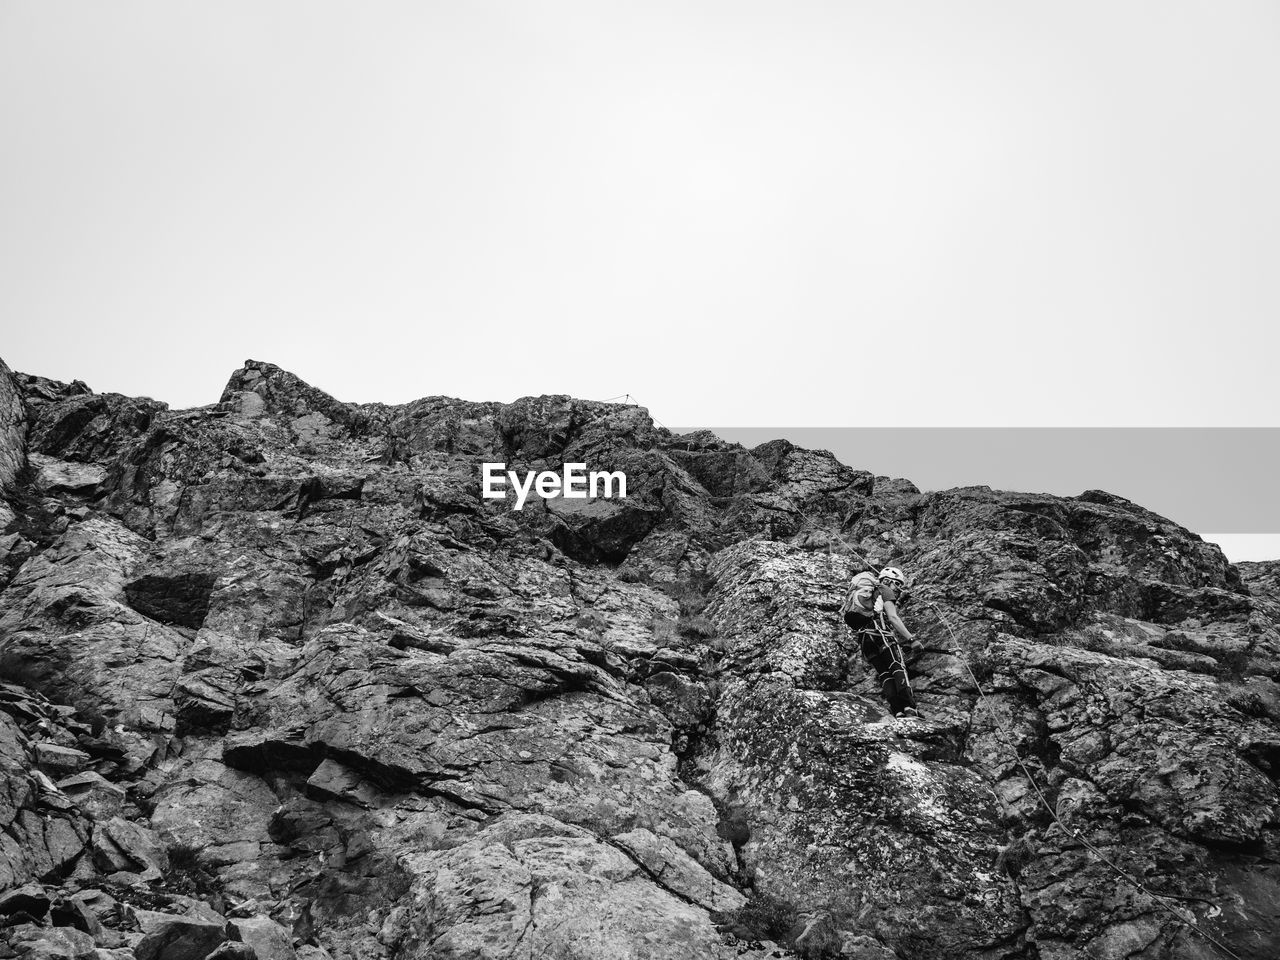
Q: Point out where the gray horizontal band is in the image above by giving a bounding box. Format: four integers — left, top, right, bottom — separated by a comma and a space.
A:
675, 428, 1280, 534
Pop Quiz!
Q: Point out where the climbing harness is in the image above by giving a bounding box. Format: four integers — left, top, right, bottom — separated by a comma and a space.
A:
857, 621, 915, 717
920, 599, 1244, 960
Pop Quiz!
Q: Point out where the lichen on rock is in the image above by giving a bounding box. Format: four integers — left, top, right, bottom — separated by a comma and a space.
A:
0, 357, 1276, 960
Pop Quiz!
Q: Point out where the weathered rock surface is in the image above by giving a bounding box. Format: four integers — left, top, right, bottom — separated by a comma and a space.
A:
0, 355, 1276, 959
0, 359, 25, 499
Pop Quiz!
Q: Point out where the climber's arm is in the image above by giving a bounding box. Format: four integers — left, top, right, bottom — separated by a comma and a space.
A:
881, 601, 919, 649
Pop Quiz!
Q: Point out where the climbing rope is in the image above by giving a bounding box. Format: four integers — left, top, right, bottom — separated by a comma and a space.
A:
599, 393, 670, 430
919, 599, 1244, 960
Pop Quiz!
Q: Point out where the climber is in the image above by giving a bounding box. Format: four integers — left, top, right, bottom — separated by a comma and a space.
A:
840, 566, 922, 718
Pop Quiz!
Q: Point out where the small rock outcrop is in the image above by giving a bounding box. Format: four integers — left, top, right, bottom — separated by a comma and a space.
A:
0, 359, 25, 498
0, 356, 1277, 960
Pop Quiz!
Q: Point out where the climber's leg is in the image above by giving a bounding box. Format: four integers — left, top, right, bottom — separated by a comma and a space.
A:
860, 629, 917, 716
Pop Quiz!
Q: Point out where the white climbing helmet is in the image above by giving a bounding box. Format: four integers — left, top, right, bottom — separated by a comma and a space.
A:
878, 566, 906, 587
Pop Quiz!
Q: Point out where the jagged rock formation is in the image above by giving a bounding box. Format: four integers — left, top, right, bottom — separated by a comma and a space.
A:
1, 357, 1278, 960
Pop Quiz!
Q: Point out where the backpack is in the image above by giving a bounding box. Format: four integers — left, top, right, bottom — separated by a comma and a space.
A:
840, 572, 880, 618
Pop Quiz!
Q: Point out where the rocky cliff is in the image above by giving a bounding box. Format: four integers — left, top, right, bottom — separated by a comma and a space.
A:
1, 358, 1277, 960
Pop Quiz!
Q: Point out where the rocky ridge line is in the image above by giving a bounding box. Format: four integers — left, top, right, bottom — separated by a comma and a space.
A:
0, 358, 1277, 960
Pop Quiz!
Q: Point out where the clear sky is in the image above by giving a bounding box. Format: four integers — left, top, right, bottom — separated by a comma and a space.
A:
2, 3, 1278, 557
3, 2, 1278, 424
